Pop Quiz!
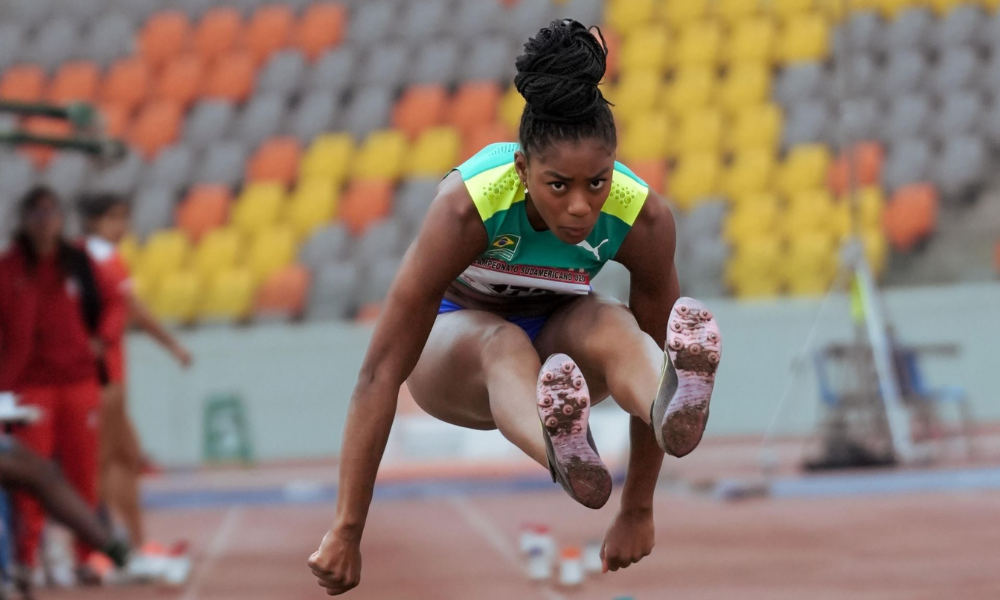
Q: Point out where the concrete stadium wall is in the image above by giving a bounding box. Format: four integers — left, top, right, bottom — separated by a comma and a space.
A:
127, 283, 1000, 467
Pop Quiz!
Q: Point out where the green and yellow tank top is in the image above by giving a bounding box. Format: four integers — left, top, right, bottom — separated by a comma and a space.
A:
452, 143, 649, 299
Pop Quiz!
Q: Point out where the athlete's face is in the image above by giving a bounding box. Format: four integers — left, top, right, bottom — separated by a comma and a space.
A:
514, 138, 616, 245
91, 204, 131, 244
22, 194, 64, 253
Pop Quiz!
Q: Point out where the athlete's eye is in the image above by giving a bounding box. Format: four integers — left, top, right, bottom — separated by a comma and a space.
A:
548, 182, 566, 192
590, 179, 606, 190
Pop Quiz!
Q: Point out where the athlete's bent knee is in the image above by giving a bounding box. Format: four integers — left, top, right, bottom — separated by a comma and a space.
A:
479, 322, 534, 361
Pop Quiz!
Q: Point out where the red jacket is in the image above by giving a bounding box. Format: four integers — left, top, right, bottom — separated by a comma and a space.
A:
0, 242, 125, 389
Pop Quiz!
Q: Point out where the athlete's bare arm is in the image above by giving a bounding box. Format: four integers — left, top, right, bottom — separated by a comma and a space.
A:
309, 171, 487, 596
129, 295, 192, 367
600, 191, 678, 570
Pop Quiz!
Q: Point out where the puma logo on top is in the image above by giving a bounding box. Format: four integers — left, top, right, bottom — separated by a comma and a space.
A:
577, 239, 609, 260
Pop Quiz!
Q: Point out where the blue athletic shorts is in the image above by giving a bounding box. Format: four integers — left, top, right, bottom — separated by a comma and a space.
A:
438, 298, 549, 342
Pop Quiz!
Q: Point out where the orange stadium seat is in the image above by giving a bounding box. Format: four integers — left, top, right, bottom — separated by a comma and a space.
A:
48, 61, 100, 104
602, 28, 621, 81
625, 159, 667, 196
449, 82, 502, 137
339, 180, 394, 236
20, 117, 70, 169
101, 58, 151, 115
0, 65, 46, 103
242, 4, 294, 65
176, 185, 232, 241
392, 85, 449, 140
194, 7, 243, 63
246, 137, 302, 185
154, 54, 205, 109
203, 52, 256, 103
128, 100, 183, 159
294, 2, 347, 61
139, 11, 192, 69
883, 183, 938, 252
255, 264, 311, 320
827, 142, 885, 196
463, 122, 514, 161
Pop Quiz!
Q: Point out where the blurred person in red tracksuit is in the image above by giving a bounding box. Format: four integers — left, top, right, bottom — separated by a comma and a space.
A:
0, 186, 127, 581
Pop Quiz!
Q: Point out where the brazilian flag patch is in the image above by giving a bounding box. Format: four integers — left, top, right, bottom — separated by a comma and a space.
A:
484, 234, 520, 261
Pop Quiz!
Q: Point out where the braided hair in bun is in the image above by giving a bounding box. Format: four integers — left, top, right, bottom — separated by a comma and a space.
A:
514, 19, 616, 158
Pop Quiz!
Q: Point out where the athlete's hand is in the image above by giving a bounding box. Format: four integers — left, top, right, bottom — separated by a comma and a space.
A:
601, 508, 654, 572
308, 528, 362, 596
170, 343, 193, 368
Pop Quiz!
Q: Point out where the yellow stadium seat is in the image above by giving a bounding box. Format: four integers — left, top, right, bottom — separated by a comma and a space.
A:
929, 0, 963, 15
781, 188, 837, 238
192, 227, 243, 279
722, 149, 777, 199
724, 16, 776, 65
669, 152, 721, 210
715, 0, 760, 25
675, 108, 724, 155
606, 0, 657, 32
247, 227, 297, 284
662, 66, 716, 118
231, 183, 285, 236
718, 64, 771, 115
781, 232, 838, 295
136, 229, 191, 282
499, 85, 525, 133
300, 133, 354, 183
608, 70, 662, 124
405, 126, 460, 177
877, 0, 928, 18
286, 178, 338, 239
980, 0, 1000, 12
117, 235, 140, 271
863, 227, 889, 276
353, 129, 408, 181
855, 186, 885, 228
775, 144, 831, 196
672, 21, 722, 67
661, 0, 709, 28
723, 192, 782, 244
131, 272, 155, 305
149, 269, 202, 324
619, 113, 672, 161
725, 236, 783, 298
778, 13, 830, 63
726, 103, 782, 152
200, 267, 255, 322
768, 0, 815, 21
620, 25, 671, 74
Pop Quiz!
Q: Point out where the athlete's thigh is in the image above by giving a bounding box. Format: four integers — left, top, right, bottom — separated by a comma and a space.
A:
533, 293, 660, 402
407, 309, 536, 430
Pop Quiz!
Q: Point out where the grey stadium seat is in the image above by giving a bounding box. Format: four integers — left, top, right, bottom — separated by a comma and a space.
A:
461, 36, 517, 84
833, 10, 883, 56
257, 50, 307, 97
107, 0, 157, 22
131, 186, 176, 240
357, 257, 402, 306
408, 40, 462, 86
835, 53, 878, 99
834, 98, 881, 147
142, 145, 195, 192
877, 7, 933, 54
0, 24, 24, 72
931, 5, 983, 51
355, 218, 405, 267
307, 47, 359, 95
233, 94, 287, 149
591, 261, 630, 303
6, 0, 55, 29
195, 141, 246, 187
307, 261, 360, 321
43, 153, 90, 200
880, 93, 932, 146
88, 150, 144, 196
358, 44, 411, 90
81, 14, 135, 67
932, 135, 989, 199
564, 0, 604, 29
336, 87, 393, 139
300, 224, 351, 271
229, 0, 267, 18
984, 12, 1000, 54
62, 0, 108, 25
347, 1, 398, 46
983, 55, 1000, 97
394, 0, 451, 42
504, 0, 556, 40
686, 238, 729, 296
684, 199, 728, 238
774, 63, 828, 109
882, 138, 933, 193
932, 91, 985, 141
877, 50, 928, 101
286, 91, 338, 143
928, 47, 982, 99
0, 153, 36, 206
175, 0, 214, 19
452, 0, 504, 40
28, 18, 81, 71
782, 100, 831, 148
183, 100, 236, 151
984, 100, 1000, 147
395, 178, 439, 230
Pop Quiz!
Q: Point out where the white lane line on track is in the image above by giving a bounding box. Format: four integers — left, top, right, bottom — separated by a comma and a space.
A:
180, 506, 243, 600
